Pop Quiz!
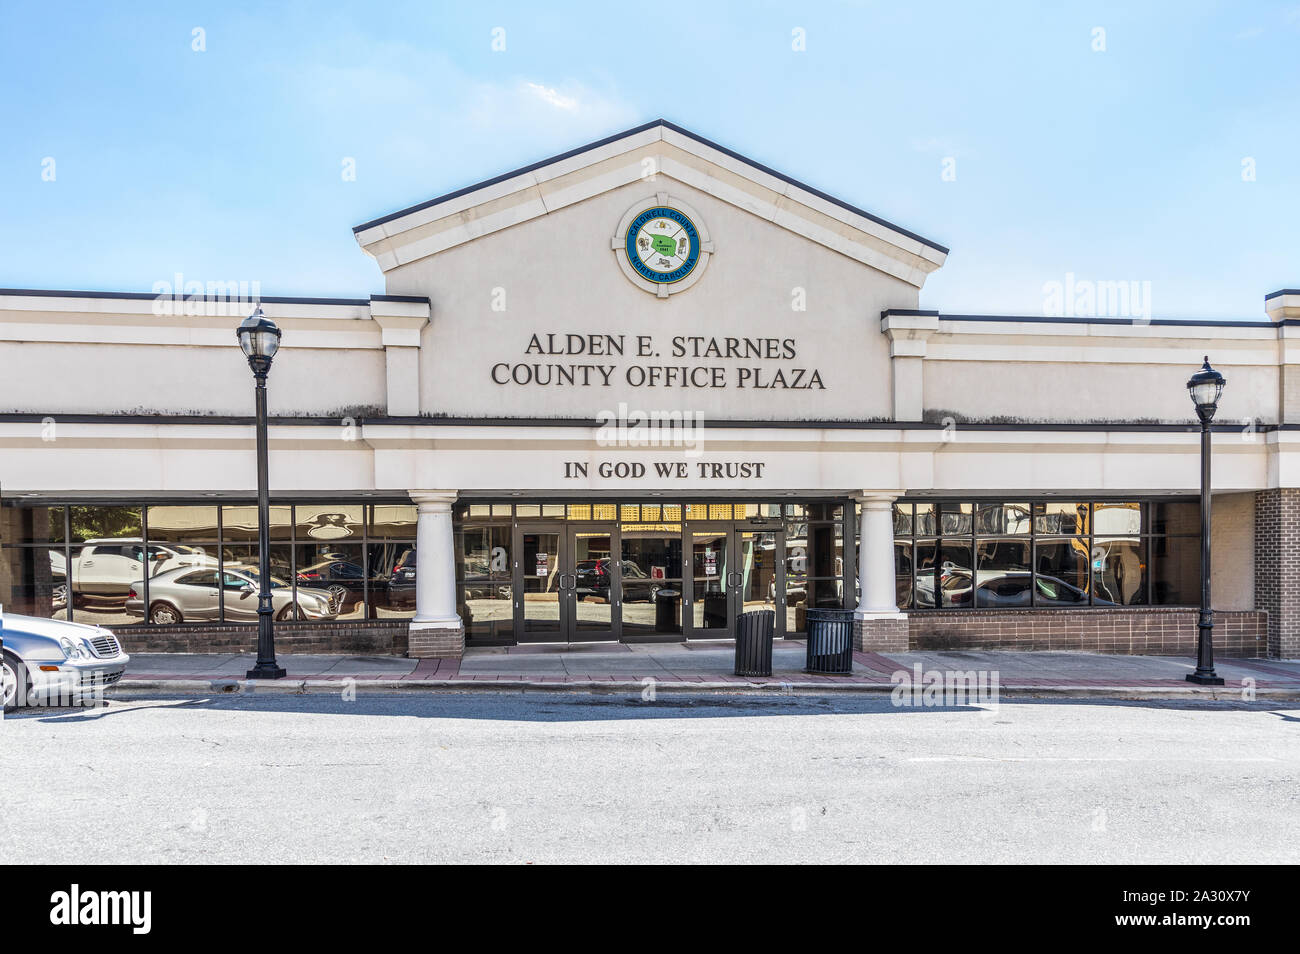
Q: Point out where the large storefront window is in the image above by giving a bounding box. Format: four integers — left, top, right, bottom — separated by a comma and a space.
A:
1, 501, 416, 627
891, 499, 1200, 610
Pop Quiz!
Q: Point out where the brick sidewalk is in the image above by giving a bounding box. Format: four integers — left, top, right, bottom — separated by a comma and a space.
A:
115, 641, 1300, 694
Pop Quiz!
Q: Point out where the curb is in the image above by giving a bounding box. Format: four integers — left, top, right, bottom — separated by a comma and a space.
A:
108, 678, 1300, 700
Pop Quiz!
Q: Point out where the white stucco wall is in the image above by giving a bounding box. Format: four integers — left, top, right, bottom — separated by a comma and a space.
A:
382, 178, 917, 422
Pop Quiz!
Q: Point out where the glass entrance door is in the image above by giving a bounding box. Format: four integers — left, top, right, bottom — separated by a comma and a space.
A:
687, 526, 784, 639
689, 528, 732, 636
571, 525, 618, 642
517, 526, 564, 641
514, 523, 619, 643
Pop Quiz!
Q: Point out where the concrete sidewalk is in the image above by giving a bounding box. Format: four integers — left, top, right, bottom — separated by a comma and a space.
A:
113, 640, 1300, 697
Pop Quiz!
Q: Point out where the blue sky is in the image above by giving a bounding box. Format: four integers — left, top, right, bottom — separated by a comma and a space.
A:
2, 1, 1297, 318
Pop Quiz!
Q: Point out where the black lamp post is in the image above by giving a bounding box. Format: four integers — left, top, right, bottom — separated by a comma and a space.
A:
1186, 356, 1226, 686
238, 306, 286, 680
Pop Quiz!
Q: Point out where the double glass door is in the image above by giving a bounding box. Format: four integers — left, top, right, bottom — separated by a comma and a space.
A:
688, 526, 783, 639
513, 522, 783, 643
516, 524, 619, 643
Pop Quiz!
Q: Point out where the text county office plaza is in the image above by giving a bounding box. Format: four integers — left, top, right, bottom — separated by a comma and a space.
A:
2, 121, 1298, 660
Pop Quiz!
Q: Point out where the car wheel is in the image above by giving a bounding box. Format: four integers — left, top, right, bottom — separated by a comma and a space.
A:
277, 604, 296, 621
2, 651, 30, 711
149, 601, 183, 625
647, 584, 662, 603
328, 584, 349, 605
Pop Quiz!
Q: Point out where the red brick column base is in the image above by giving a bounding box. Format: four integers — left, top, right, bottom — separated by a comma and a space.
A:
407, 623, 465, 659
853, 615, 910, 652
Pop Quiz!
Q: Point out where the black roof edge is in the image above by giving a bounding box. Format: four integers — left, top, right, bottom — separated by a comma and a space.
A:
0, 288, 372, 306
350, 118, 950, 255
937, 313, 1276, 329
1265, 289, 1300, 300
881, 309, 940, 318
370, 294, 430, 303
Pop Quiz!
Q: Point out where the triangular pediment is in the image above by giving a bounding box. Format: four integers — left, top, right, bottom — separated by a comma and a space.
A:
352, 120, 947, 288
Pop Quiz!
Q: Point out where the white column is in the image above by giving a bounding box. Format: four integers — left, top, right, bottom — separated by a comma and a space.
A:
855, 493, 903, 618
410, 491, 460, 628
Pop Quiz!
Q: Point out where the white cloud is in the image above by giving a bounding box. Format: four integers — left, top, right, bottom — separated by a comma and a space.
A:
524, 82, 579, 111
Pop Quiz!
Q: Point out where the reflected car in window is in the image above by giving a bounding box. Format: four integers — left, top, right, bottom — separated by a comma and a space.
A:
575, 559, 663, 603
52, 539, 219, 605
124, 564, 340, 624
295, 559, 366, 609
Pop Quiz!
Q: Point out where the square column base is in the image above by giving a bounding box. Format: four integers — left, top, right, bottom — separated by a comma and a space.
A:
853, 614, 909, 653
407, 621, 465, 659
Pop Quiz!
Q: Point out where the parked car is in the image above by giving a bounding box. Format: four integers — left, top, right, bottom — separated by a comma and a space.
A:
124, 564, 340, 624
51, 539, 219, 604
2, 613, 129, 711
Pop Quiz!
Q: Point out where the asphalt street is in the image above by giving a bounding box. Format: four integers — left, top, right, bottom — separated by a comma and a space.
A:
3, 691, 1297, 864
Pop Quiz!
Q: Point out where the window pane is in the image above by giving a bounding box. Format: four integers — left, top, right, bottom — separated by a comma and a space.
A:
1094, 502, 1142, 536
459, 582, 513, 641
294, 542, 366, 619
219, 543, 296, 620
976, 502, 1031, 535
1150, 500, 1201, 535
221, 505, 293, 541
914, 503, 936, 535
147, 506, 219, 542
937, 503, 972, 535
893, 503, 913, 536
69, 505, 140, 542
368, 541, 415, 619
295, 505, 364, 544
2, 505, 65, 544
1152, 536, 1200, 605
370, 505, 416, 538
975, 540, 1032, 607
1033, 538, 1091, 605
1033, 502, 1089, 535
894, 540, 913, 610
3, 546, 69, 620
621, 533, 683, 581
915, 539, 973, 608
1093, 537, 1148, 606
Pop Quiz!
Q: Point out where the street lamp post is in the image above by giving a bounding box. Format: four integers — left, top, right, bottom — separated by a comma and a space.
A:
238, 306, 286, 680
1186, 356, 1226, 686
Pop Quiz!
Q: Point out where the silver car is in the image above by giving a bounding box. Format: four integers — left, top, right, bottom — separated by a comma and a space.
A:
124, 564, 340, 624
2, 613, 130, 711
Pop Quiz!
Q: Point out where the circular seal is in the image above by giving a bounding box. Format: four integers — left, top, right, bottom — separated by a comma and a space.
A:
612, 196, 713, 296
625, 207, 701, 284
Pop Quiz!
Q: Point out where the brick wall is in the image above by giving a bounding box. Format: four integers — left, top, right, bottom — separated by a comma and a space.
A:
111, 620, 410, 655
907, 608, 1266, 656
1255, 488, 1300, 659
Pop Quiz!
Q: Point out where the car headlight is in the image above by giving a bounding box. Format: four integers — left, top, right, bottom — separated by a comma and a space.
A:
59, 637, 85, 660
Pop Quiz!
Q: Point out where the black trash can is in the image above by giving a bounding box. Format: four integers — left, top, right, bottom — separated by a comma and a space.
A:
734, 609, 776, 677
805, 608, 854, 674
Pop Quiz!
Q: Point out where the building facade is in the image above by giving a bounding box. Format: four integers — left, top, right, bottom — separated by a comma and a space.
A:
2, 121, 1298, 659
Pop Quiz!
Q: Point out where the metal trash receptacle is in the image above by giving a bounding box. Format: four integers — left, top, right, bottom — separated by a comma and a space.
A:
805, 608, 854, 674
734, 609, 776, 677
